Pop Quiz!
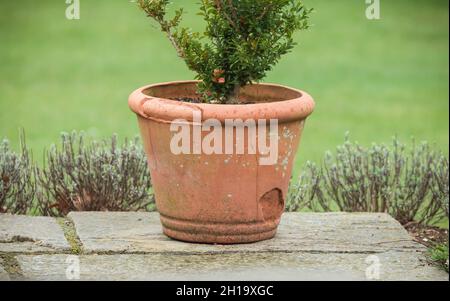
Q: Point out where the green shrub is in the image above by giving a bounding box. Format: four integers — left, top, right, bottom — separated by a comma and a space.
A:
0, 134, 35, 215
36, 132, 155, 216
288, 135, 449, 226
137, 0, 312, 103
429, 242, 449, 273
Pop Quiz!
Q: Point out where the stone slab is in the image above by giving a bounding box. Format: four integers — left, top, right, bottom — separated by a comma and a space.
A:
0, 214, 70, 253
68, 212, 424, 254
16, 251, 448, 281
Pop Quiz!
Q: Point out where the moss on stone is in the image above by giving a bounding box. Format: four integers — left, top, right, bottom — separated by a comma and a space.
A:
0, 253, 23, 280
57, 218, 83, 255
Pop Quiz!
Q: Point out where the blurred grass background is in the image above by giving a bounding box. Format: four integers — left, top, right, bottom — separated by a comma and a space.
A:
0, 0, 448, 174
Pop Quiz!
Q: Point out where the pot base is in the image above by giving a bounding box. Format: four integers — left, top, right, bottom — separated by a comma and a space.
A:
160, 214, 279, 244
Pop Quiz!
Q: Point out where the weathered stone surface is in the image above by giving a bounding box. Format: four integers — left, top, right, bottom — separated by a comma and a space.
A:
0, 214, 70, 253
0, 258, 10, 281
68, 212, 162, 253
16, 251, 448, 281
69, 212, 424, 254
2, 212, 445, 281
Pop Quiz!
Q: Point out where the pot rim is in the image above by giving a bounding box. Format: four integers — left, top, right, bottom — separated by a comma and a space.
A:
129, 80, 315, 123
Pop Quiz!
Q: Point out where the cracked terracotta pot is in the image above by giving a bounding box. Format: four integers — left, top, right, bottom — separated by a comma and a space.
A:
129, 81, 314, 244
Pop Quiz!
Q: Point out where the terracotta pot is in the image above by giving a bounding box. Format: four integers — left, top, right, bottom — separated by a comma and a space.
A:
129, 81, 314, 244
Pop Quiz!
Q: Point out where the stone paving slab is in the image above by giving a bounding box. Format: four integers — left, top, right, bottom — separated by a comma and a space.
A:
15, 251, 448, 281
0, 212, 447, 281
69, 212, 424, 254
0, 214, 70, 253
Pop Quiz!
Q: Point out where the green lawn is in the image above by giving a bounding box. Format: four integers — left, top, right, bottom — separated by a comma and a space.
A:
0, 0, 448, 175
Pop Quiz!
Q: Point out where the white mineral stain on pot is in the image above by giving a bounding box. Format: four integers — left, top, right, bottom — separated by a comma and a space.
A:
281, 158, 289, 170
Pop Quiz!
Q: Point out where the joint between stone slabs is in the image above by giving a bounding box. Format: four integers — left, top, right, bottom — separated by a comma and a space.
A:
0, 236, 36, 244
79, 249, 387, 256
0, 253, 24, 280
57, 217, 83, 255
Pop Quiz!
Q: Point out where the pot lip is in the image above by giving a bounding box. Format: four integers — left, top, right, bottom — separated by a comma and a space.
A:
129, 80, 315, 123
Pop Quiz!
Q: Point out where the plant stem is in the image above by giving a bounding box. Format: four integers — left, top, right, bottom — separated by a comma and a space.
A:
226, 83, 242, 104
164, 27, 185, 58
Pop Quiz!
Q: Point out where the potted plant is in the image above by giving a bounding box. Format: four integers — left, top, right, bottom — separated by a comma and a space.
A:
129, 0, 315, 244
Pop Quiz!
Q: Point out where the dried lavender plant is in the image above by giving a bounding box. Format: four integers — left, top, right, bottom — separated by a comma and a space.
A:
0, 133, 35, 214
390, 141, 435, 225
288, 135, 448, 225
286, 162, 323, 212
37, 132, 154, 216
429, 155, 449, 222
317, 136, 396, 214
